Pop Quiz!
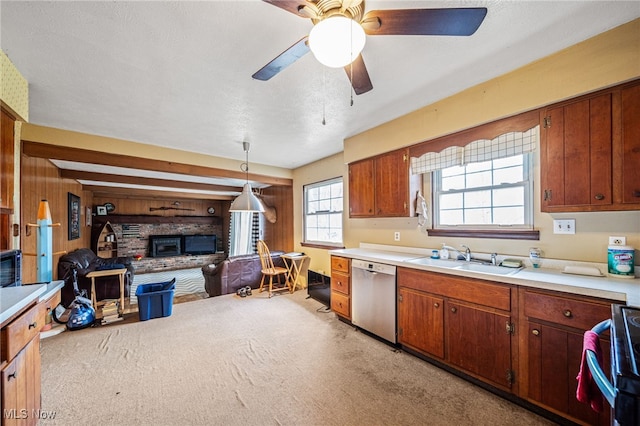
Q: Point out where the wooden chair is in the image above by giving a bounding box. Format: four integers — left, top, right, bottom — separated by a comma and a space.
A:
257, 240, 290, 298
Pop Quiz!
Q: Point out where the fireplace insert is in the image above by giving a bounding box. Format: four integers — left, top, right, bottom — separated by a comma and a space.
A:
149, 235, 182, 258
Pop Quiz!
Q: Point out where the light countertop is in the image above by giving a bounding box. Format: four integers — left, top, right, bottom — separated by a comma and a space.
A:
331, 245, 639, 307
1, 281, 64, 325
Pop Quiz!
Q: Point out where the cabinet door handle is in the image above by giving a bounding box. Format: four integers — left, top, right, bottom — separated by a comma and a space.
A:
433, 303, 440, 308
28, 321, 38, 329
532, 329, 540, 336
633, 191, 640, 198
594, 193, 605, 200
563, 309, 572, 318
451, 307, 457, 313
8, 371, 18, 381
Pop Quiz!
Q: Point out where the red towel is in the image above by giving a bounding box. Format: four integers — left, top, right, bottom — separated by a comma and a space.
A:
576, 330, 604, 413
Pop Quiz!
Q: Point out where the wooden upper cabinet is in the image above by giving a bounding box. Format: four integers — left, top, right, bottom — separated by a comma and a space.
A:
348, 158, 375, 217
541, 79, 640, 212
621, 82, 640, 204
349, 148, 421, 218
541, 92, 613, 210
1, 108, 16, 212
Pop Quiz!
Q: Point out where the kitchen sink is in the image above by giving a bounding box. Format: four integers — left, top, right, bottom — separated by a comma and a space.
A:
455, 262, 522, 276
404, 257, 462, 268
404, 257, 522, 276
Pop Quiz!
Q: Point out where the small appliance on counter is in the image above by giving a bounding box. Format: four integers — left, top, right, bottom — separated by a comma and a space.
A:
0, 249, 22, 287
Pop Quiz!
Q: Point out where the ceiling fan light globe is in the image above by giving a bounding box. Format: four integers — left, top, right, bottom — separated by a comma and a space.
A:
308, 16, 366, 68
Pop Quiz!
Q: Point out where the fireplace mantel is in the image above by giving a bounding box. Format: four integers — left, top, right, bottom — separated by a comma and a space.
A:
93, 215, 220, 225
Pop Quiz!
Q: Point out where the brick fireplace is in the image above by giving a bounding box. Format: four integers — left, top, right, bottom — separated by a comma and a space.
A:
110, 221, 225, 274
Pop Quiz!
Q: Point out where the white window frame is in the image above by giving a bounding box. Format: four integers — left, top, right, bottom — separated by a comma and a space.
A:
303, 177, 343, 245
433, 153, 533, 230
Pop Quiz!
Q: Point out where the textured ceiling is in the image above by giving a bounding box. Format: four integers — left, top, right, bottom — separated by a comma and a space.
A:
1, 1, 639, 196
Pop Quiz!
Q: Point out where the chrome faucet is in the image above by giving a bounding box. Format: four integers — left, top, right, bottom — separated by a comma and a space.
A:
461, 245, 472, 262
491, 253, 498, 266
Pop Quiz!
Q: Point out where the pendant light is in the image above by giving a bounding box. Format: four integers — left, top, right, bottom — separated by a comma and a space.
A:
229, 142, 265, 213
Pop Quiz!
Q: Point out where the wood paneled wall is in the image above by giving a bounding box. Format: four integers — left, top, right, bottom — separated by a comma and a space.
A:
20, 154, 92, 283
92, 196, 224, 217
261, 186, 294, 252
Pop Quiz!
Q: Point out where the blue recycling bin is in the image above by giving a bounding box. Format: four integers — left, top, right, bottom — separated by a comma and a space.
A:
135, 278, 176, 321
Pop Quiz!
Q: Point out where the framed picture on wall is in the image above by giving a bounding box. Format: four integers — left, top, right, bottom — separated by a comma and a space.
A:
68, 192, 81, 240
86, 206, 92, 227
96, 206, 107, 216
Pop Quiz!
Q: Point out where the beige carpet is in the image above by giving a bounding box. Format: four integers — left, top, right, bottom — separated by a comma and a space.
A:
40, 291, 555, 426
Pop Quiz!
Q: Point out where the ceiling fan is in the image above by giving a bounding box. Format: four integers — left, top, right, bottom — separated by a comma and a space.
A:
252, 0, 487, 95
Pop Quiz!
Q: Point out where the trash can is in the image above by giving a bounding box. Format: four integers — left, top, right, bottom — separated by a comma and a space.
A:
135, 278, 176, 321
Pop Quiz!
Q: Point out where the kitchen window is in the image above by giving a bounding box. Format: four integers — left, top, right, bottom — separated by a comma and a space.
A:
434, 153, 533, 229
303, 177, 343, 246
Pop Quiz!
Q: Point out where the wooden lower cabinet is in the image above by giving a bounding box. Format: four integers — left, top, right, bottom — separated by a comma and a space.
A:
447, 301, 512, 389
330, 256, 351, 320
1, 337, 41, 426
1, 298, 48, 426
398, 288, 444, 359
397, 267, 515, 391
518, 288, 613, 426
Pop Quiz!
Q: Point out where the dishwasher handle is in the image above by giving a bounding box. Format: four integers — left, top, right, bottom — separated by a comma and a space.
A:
351, 259, 396, 276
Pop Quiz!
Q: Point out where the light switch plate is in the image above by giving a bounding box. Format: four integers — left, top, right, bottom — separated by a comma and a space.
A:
553, 219, 576, 234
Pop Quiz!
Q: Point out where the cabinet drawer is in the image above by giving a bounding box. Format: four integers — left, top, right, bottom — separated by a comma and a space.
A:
43, 291, 61, 313
331, 272, 351, 295
331, 291, 350, 318
331, 256, 350, 274
398, 267, 511, 311
523, 290, 611, 330
1, 302, 46, 362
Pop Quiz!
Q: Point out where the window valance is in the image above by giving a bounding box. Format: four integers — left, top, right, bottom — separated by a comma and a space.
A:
410, 125, 538, 174
407, 109, 540, 174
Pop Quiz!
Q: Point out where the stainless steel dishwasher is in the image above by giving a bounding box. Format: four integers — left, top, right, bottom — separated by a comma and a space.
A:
351, 259, 397, 344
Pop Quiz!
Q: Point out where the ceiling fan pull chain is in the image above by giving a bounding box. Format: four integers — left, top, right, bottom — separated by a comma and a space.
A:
350, 19, 354, 107
350, 62, 354, 107
322, 67, 326, 125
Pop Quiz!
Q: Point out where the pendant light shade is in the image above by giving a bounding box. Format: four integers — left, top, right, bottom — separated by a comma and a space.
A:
229, 142, 265, 213
230, 183, 265, 212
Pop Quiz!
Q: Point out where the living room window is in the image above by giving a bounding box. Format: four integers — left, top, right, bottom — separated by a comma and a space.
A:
434, 153, 533, 229
303, 177, 343, 246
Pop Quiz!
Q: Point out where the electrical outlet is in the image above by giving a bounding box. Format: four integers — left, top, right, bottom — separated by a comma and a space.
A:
553, 219, 576, 234
609, 236, 626, 245
394, 231, 400, 241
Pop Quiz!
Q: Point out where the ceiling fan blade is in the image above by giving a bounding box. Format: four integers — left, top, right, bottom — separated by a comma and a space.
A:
344, 54, 373, 95
262, 0, 310, 18
362, 8, 488, 36
299, 4, 320, 19
252, 36, 310, 81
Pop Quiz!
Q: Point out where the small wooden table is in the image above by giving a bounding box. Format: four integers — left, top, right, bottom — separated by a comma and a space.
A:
281, 254, 309, 293
86, 268, 127, 317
